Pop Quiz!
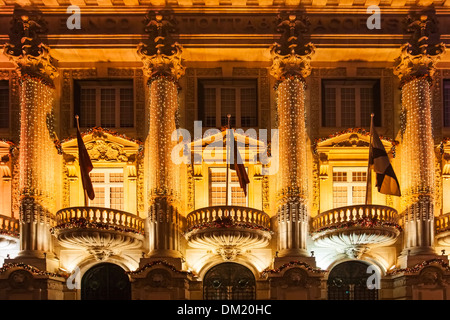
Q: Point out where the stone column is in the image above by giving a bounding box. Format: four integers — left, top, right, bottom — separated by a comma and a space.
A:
270, 14, 315, 263
393, 13, 446, 266
137, 12, 185, 265
3, 14, 60, 268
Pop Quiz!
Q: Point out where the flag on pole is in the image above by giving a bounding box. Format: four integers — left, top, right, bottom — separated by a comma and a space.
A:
368, 114, 401, 197
76, 116, 95, 202
228, 128, 250, 197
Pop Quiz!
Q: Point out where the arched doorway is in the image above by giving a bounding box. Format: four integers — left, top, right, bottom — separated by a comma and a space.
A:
81, 263, 131, 300
327, 261, 379, 300
203, 262, 256, 300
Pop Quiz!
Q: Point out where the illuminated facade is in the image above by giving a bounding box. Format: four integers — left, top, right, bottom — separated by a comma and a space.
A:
0, 1, 450, 300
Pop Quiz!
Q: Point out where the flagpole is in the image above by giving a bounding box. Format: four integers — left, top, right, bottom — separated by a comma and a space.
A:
365, 113, 374, 205
76, 115, 89, 207
226, 114, 231, 207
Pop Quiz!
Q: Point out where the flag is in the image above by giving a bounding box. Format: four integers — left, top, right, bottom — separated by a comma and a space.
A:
228, 129, 250, 196
368, 116, 401, 197
76, 117, 95, 201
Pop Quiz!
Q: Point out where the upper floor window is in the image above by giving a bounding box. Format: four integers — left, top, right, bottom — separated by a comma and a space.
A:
444, 80, 450, 127
89, 168, 124, 210
209, 167, 248, 207
199, 79, 258, 128
74, 80, 134, 129
0, 81, 9, 129
322, 79, 381, 128
332, 167, 367, 208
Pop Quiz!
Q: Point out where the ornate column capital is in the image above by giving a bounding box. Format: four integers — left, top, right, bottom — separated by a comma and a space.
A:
137, 11, 185, 82
269, 13, 315, 82
3, 13, 58, 86
393, 12, 445, 85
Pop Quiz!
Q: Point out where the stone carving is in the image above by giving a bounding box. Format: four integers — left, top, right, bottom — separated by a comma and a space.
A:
3, 12, 58, 84
270, 13, 315, 81
86, 139, 128, 162
147, 269, 171, 288
137, 11, 185, 80
8, 270, 33, 290
282, 268, 309, 288
394, 12, 445, 83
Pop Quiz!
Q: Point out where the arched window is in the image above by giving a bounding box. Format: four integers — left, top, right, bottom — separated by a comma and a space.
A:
81, 263, 131, 300
327, 261, 379, 300
203, 262, 255, 300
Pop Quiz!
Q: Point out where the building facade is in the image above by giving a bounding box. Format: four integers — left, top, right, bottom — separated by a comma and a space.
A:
0, 1, 450, 300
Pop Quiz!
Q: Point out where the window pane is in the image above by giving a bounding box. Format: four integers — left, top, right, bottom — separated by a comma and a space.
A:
352, 186, 366, 205
91, 188, 105, 207
203, 88, 217, 127
0, 85, 9, 128
444, 81, 450, 127
352, 171, 367, 182
333, 172, 347, 182
324, 87, 336, 127
90, 173, 105, 183
360, 87, 373, 127
80, 88, 96, 127
221, 88, 236, 127
110, 187, 124, 210
101, 88, 116, 127
211, 186, 226, 206
240, 88, 257, 127
110, 173, 124, 183
231, 186, 246, 206
120, 88, 134, 128
333, 186, 348, 208
341, 88, 356, 127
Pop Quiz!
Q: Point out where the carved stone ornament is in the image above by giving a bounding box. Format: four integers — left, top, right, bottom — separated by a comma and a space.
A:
393, 42, 445, 82
3, 14, 58, 84
393, 13, 445, 83
137, 12, 185, 80
270, 13, 315, 81
270, 42, 315, 81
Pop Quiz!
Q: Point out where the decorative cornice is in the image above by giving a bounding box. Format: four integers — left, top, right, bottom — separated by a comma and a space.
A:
393, 12, 445, 84
269, 13, 315, 81
3, 14, 58, 85
137, 11, 185, 81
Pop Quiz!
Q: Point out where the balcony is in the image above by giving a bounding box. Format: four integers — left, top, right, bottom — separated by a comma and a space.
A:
51, 207, 145, 261
0, 215, 19, 250
184, 206, 272, 261
311, 205, 401, 259
436, 213, 450, 247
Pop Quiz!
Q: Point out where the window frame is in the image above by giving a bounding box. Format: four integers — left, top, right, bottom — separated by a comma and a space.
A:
74, 80, 134, 129
321, 79, 381, 128
88, 167, 125, 210
209, 167, 248, 207
332, 167, 367, 208
199, 79, 258, 128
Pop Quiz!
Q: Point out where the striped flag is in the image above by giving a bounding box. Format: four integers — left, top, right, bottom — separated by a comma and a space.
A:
228, 129, 250, 197
76, 116, 95, 202
368, 115, 401, 197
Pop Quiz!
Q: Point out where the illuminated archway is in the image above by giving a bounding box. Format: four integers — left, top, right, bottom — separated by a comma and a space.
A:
203, 262, 255, 300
